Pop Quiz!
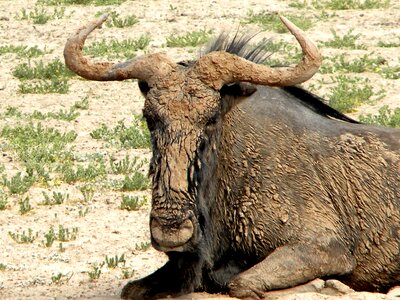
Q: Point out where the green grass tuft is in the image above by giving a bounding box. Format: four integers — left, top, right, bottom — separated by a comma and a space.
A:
359, 106, 400, 127
90, 117, 151, 149
313, 0, 390, 10
3, 173, 35, 195
379, 65, 400, 79
120, 195, 147, 211
9, 228, 38, 243
13, 58, 74, 80
327, 75, 385, 113
19, 80, 69, 94
37, 0, 126, 5
105, 11, 138, 28
320, 53, 386, 74
166, 30, 212, 47
321, 29, 366, 49
0, 190, 7, 210
16, 7, 65, 24
83, 35, 150, 59
377, 38, 400, 48
13, 58, 73, 94
245, 12, 314, 33
19, 196, 34, 214
59, 161, 106, 184
0, 45, 44, 58
1, 123, 76, 184
120, 172, 150, 191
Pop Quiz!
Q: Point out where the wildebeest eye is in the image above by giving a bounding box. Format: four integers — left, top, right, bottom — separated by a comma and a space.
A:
138, 80, 150, 95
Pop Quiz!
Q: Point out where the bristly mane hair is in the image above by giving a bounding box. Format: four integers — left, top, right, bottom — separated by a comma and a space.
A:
202, 32, 359, 124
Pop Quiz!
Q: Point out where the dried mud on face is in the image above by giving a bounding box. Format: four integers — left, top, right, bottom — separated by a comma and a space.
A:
0, 1, 399, 299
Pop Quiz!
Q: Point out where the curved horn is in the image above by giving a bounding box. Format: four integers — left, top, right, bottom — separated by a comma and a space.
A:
194, 15, 322, 90
64, 15, 174, 82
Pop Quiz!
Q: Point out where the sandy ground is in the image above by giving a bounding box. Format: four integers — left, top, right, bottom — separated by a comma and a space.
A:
0, 0, 399, 299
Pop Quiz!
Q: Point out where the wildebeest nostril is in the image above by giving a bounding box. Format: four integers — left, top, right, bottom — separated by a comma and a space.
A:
150, 218, 194, 249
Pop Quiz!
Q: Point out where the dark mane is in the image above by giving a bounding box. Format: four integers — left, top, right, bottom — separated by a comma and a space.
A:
203, 32, 359, 124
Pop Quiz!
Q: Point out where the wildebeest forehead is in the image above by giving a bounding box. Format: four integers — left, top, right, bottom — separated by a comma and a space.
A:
144, 85, 221, 126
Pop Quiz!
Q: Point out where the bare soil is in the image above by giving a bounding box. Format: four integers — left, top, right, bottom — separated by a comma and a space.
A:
0, 1, 399, 299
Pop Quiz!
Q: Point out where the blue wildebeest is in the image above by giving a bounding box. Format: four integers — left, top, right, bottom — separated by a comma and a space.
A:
64, 15, 400, 300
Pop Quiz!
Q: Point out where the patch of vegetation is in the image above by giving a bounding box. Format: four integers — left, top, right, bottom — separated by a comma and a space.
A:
4, 106, 80, 121
72, 97, 89, 110
13, 58, 73, 94
79, 184, 95, 202
57, 225, 79, 242
327, 75, 385, 113
40, 191, 69, 205
13, 59, 74, 80
9, 228, 38, 243
31, 108, 80, 121
0, 45, 44, 58
120, 195, 147, 211
43, 225, 79, 247
321, 29, 366, 49
51, 272, 72, 285
1, 123, 76, 181
87, 262, 104, 281
320, 53, 386, 74
78, 207, 89, 217
105, 254, 126, 268
120, 172, 150, 191
245, 12, 314, 33
359, 106, 400, 127
260, 39, 304, 66
379, 65, 400, 79
0, 191, 7, 210
121, 267, 135, 279
83, 35, 150, 59
19, 79, 70, 94
58, 242, 66, 252
0, 263, 6, 271
288, 0, 308, 8
3, 173, 35, 195
105, 11, 138, 28
134, 241, 151, 251
16, 7, 65, 24
59, 161, 106, 183
38, 0, 126, 5
312, 0, 390, 10
3, 106, 23, 118
90, 117, 151, 149
110, 155, 141, 175
19, 196, 33, 214
377, 38, 400, 48
166, 29, 212, 47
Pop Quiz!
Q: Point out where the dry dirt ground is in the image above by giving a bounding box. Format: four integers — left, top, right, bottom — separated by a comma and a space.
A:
0, 0, 399, 299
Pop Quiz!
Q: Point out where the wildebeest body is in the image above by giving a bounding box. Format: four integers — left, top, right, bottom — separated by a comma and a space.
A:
63, 15, 400, 299
203, 85, 400, 293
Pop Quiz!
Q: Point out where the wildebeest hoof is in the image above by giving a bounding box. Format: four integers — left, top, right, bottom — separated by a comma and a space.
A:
324, 279, 354, 295
228, 277, 265, 299
120, 280, 149, 300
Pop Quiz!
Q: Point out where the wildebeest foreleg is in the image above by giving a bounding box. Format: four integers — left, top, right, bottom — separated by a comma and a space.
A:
228, 242, 355, 299
121, 253, 202, 300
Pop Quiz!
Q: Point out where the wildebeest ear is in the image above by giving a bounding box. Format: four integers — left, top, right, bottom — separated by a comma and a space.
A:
220, 82, 257, 116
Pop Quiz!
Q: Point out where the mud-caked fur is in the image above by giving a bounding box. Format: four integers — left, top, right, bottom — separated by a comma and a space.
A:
115, 32, 400, 300
62, 21, 400, 298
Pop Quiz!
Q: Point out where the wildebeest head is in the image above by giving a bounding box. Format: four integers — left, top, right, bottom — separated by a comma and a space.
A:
64, 15, 321, 253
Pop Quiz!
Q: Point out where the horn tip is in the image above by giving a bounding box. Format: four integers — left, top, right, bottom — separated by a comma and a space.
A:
95, 14, 109, 28
278, 15, 299, 33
